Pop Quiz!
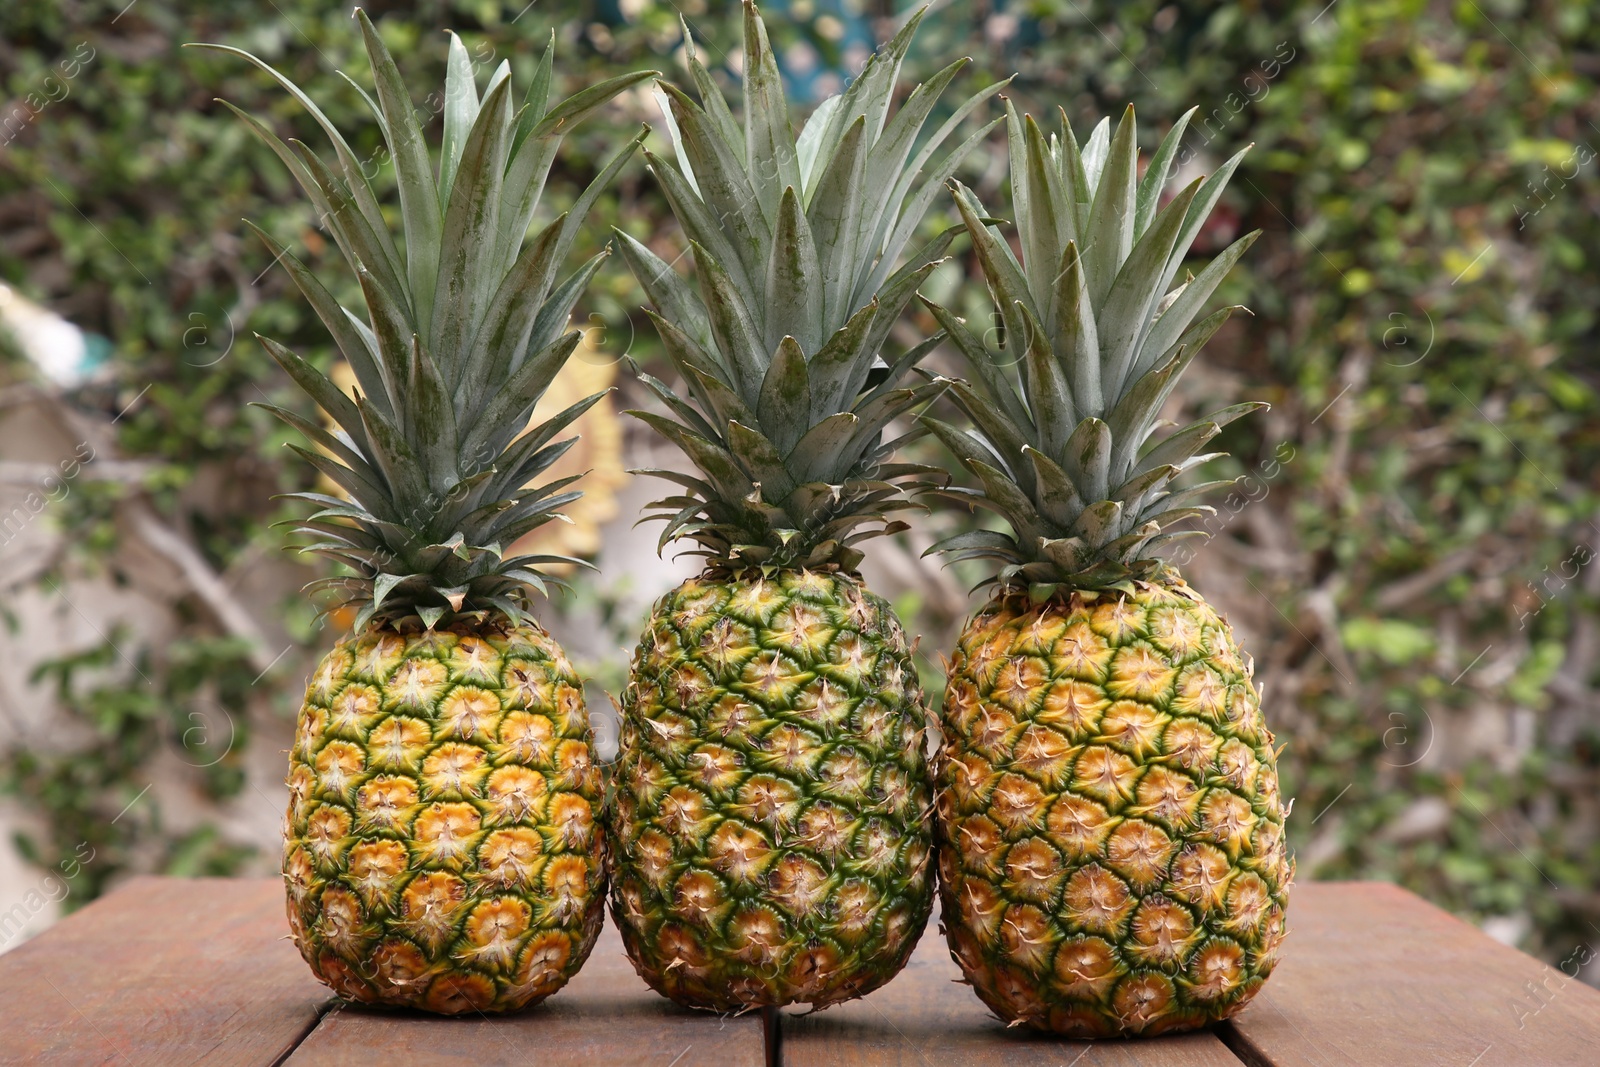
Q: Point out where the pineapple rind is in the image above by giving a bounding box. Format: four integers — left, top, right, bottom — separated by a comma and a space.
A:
609, 570, 935, 1010
284, 624, 606, 1013
935, 578, 1291, 1036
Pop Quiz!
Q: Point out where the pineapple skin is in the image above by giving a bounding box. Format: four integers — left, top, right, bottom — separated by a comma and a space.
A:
935, 577, 1291, 1036
609, 569, 935, 1011
283, 624, 606, 1014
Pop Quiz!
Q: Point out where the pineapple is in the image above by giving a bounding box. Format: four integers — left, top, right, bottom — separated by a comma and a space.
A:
200, 14, 652, 1013
607, 2, 1004, 1012
920, 104, 1292, 1036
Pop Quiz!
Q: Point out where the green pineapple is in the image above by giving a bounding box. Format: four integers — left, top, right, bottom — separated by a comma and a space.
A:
921, 104, 1292, 1035
606, 2, 1005, 1012
199, 13, 651, 1013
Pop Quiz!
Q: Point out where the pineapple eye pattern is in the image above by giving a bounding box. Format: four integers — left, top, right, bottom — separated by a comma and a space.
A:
285, 627, 606, 1012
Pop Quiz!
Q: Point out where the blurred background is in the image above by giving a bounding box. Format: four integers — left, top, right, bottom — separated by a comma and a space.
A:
1, 0, 1596, 986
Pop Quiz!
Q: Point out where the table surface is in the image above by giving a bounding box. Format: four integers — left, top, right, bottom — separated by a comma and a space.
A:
0, 877, 1595, 1066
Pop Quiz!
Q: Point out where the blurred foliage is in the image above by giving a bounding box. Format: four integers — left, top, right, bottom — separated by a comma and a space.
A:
2, 0, 1599, 972
0, 633, 260, 903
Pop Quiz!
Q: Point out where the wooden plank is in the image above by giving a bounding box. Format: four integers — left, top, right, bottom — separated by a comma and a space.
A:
0, 876, 329, 1066
781, 907, 1242, 1066
285, 916, 766, 1067
1224, 881, 1600, 1067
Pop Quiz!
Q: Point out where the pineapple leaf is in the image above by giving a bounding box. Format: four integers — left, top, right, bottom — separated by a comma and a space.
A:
662, 82, 767, 288
1137, 232, 1258, 382
806, 115, 869, 328
764, 186, 821, 355
437, 31, 480, 211
459, 331, 583, 467
1022, 446, 1084, 528
430, 76, 513, 376
256, 334, 367, 448
741, 3, 801, 226
1081, 105, 1138, 310
1051, 241, 1101, 418
355, 10, 440, 339
681, 19, 744, 166
692, 241, 765, 398
406, 336, 459, 491
757, 336, 812, 454
1063, 416, 1113, 504
616, 230, 713, 353
788, 413, 860, 484
244, 222, 391, 422
1134, 106, 1197, 238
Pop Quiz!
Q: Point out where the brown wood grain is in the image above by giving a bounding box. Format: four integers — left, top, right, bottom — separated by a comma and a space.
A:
780, 908, 1243, 1067
283, 916, 766, 1067
1223, 881, 1600, 1067
0, 875, 330, 1066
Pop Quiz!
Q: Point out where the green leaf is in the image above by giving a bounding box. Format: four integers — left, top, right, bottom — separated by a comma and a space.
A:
525, 250, 610, 371
628, 411, 754, 503
615, 229, 713, 352
1071, 499, 1122, 548
661, 82, 767, 289
1134, 106, 1196, 238
870, 115, 1004, 300
1098, 178, 1201, 400
757, 336, 812, 454
1051, 243, 1101, 420
741, 3, 801, 227
356, 9, 441, 340
551, 126, 649, 282
681, 18, 744, 167
920, 298, 1033, 437
286, 137, 408, 321
192, 43, 401, 285
808, 301, 877, 417
645, 308, 734, 393
243, 221, 390, 422
725, 420, 796, 500
764, 186, 822, 355
430, 76, 513, 381
806, 115, 869, 330
256, 334, 366, 448
941, 378, 1035, 498
1020, 115, 1070, 308
1154, 145, 1251, 302
437, 31, 480, 211
692, 241, 766, 400
1022, 446, 1085, 529
797, 95, 842, 196
459, 332, 582, 467
1138, 232, 1259, 382
788, 413, 859, 483
1063, 416, 1113, 504
647, 150, 757, 302
356, 396, 431, 513
1081, 105, 1138, 311
460, 214, 565, 418
1017, 298, 1077, 462
407, 336, 459, 492
355, 266, 415, 434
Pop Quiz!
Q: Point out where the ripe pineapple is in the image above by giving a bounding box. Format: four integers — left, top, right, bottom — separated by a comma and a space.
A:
201, 15, 651, 1013
608, 2, 1004, 1012
921, 104, 1292, 1036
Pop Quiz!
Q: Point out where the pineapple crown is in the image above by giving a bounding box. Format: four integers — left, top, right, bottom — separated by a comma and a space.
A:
195, 12, 654, 631
619, 1, 1006, 574
922, 102, 1265, 598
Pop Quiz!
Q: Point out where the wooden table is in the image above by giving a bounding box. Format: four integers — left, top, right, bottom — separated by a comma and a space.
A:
0, 878, 1595, 1066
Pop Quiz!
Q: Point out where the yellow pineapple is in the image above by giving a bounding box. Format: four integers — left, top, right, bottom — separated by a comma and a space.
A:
607, 2, 1004, 1012
200, 12, 651, 1012
921, 103, 1292, 1035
